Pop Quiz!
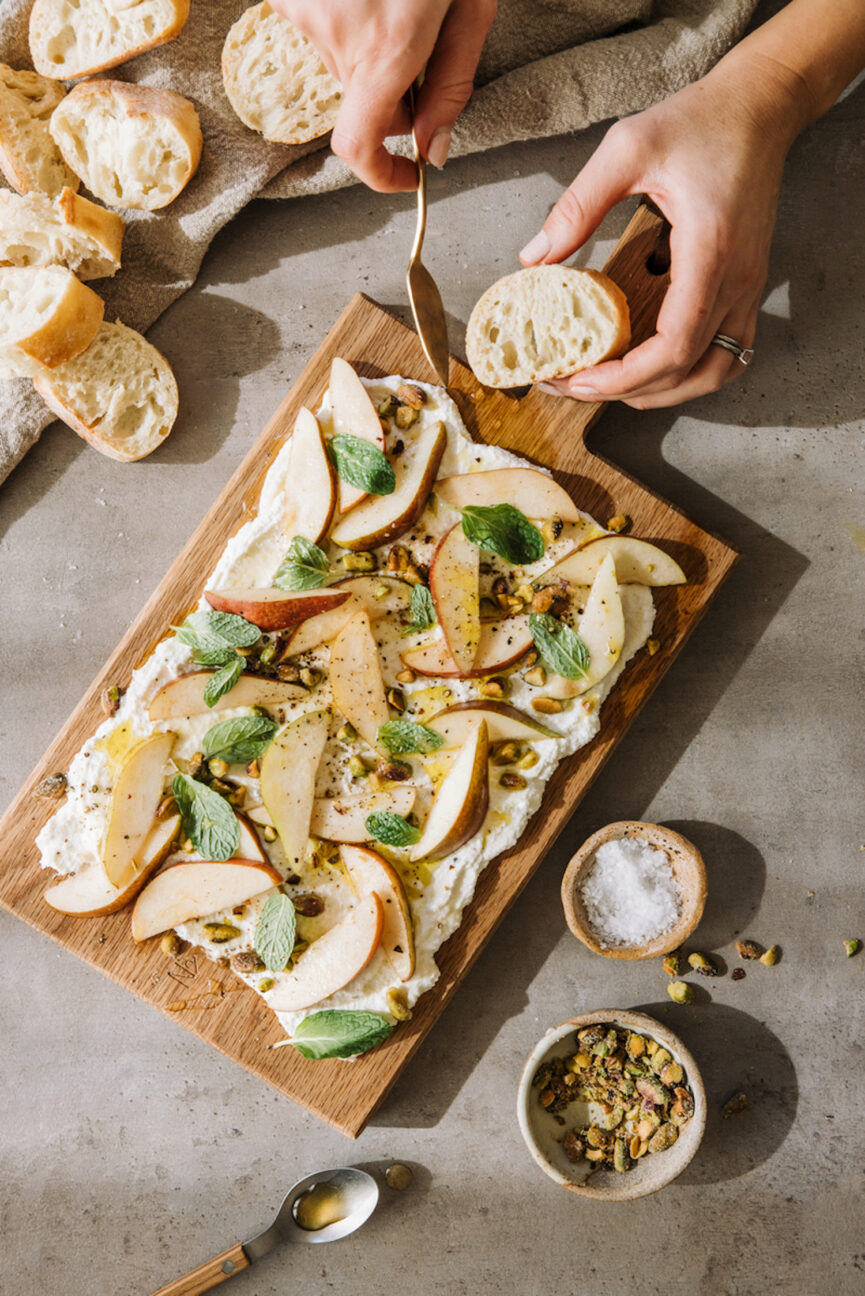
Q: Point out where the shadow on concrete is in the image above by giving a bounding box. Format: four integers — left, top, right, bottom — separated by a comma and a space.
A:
664, 820, 767, 951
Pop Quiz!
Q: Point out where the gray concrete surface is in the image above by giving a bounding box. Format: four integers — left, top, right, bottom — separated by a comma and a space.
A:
2, 77, 864, 1296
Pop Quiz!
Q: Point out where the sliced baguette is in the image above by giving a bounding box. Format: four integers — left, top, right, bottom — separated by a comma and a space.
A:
0, 266, 103, 378
50, 80, 203, 211
0, 187, 124, 280
466, 266, 631, 388
0, 64, 79, 197
33, 321, 179, 461
222, 2, 342, 145
29, 0, 190, 81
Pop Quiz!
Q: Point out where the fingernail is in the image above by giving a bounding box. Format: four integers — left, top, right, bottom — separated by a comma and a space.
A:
536, 382, 562, 395
427, 127, 451, 169
569, 383, 598, 398
519, 231, 550, 264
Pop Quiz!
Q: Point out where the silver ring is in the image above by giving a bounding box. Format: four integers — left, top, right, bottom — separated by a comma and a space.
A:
711, 332, 755, 366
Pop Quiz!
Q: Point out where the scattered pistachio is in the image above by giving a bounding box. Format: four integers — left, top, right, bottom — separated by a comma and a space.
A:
386, 986, 412, 1021
349, 755, 370, 779
292, 893, 325, 918
531, 586, 569, 616
386, 544, 410, 572
386, 687, 406, 713
646, 638, 661, 656
101, 684, 123, 716
523, 648, 539, 667
517, 748, 540, 771
759, 944, 780, 966
160, 932, 184, 958
626, 1033, 645, 1059
343, 550, 376, 572
34, 772, 68, 800
258, 640, 276, 666
532, 697, 563, 715
648, 1124, 678, 1154
687, 951, 718, 977
377, 759, 412, 782
385, 1163, 414, 1190
203, 922, 241, 943
228, 785, 246, 807
208, 757, 230, 779
299, 666, 320, 689
337, 722, 357, 744
523, 665, 547, 688
660, 1061, 684, 1087
210, 777, 235, 798
492, 740, 522, 766
394, 404, 418, 429
396, 668, 416, 684
262, 824, 278, 843
277, 663, 301, 683
377, 394, 397, 418
155, 793, 178, 821
479, 677, 507, 699
721, 1091, 748, 1119
372, 583, 390, 600
661, 950, 681, 977
736, 939, 763, 961
397, 383, 426, 409
499, 771, 527, 791
515, 583, 534, 603
844, 938, 861, 958
541, 516, 564, 545
607, 514, 631, 534
258, 978, 274, 993
667, 980, 694, 1004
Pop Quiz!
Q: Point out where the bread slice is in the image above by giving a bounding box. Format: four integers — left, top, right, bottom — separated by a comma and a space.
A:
0, 64, 80, 197
33, 321, 179, 461
466, 266, 631, 388
0, 266, 104, 378
0, 187, 124, 280
222, 2, 342, 145
29, 0, 190, 80
49, 80, 203, 211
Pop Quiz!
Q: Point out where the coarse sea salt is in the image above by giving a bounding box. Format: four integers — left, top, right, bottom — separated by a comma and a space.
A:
580, 837, 682, 948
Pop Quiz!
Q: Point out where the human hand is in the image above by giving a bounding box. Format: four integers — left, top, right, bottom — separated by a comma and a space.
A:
519, 57, 804, 408
271, 0, 496, 192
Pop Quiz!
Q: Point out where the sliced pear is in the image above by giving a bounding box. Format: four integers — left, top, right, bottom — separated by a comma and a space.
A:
284, 406, 337, 543
44, 813, 180, 918
266, 893, 384, 1012
204, 586, 349, 632
544, 552, 624, 699
545, 536, 686, 587
149, 672, 306, 721
429, 523, 481, 674
428, 700, 557, 746
342, 845, 415, 980
329, 357, 386, 514
131, 859, 282, 942
330, 609, 390, 749
330, 420, 446, 550
259, 709, 329, 870
283, 576, 411, 657
436, 467, 583, 522
310, 787, 417, 842
410, 719, 489, 861
400, 615, 533, 679
102, 732, 176, 888
236, 814, 266, 863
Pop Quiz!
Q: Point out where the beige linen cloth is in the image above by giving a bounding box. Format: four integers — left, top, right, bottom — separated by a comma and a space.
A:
0, 0, 758, 484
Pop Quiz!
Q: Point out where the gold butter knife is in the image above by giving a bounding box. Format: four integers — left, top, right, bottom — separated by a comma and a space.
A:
406, 82, 450, 387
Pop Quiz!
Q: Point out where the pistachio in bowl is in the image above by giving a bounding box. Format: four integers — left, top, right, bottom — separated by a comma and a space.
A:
516, 1010, 706, 1200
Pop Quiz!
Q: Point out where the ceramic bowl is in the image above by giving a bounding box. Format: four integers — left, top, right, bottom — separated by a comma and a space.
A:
516, 1010, 706, 1200
561, 821, 707, 960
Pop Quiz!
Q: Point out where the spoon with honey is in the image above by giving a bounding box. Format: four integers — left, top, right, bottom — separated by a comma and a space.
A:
150, 1166, 379, 1294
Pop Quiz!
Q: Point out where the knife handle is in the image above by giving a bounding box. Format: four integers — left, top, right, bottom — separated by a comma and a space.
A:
149, 1242, 250, 1295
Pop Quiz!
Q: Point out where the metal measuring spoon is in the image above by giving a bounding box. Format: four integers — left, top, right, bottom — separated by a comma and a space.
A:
150, 1166, 379, 1294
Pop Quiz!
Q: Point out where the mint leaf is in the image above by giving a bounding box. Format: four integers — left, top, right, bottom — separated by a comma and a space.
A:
273, 537, 330, 592
173, 622, 237, 667
529, 612, 589, 680
172, 772, 240, 861
408, 584, 435, 631
330, 434, 395, 496
203, 656, 244, 707
288, 1010, 394, 1059
204, 611, 261, 648
255, 892, 296, 974
378, 720, 444, 755
202, 715, 278, 764
174, 609, 259, 666
460, 504, 544, 565
365, 810, 421, 848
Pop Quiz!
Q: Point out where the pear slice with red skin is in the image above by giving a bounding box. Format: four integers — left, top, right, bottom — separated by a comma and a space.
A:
436, 467, 583, 522
204, 586, 350, 632
400, 615, 532, 679
543, 536, 686, 587
330, 609, 390, 749
329, 357, 386, 514
330, 420, 446, 551
259, 709, 329, 871
102, 732, 176, 888
428, 700, 557, 746
429, 523, 481, 674
44, 813, 180, 918
410, 719, 489, 861
282, 576, 411, 657
310, 786, 417, 842
266, 893, 384, 1012
236, 814, 266, 863
131, 859, 282, 942
149, 671, 306, 721
543, 551, 624, 699
342, 845, 415, 980
284, 406, 337, 543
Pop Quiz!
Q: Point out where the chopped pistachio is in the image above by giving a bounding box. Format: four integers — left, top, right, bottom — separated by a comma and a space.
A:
292, 893, 324, 917
258, 978, 274, 993
386, 687, 406, 713
721, 1091, 748, 1119
759, 944, 780, 966
606, 514, 631, 534
337, 722, 357, 744
532, 696, 563, 715
660, 1061, 684, 1087
661, 950, 681, 977
396, 383, 426, 409
386, 544, 410, 572
262, 824, 278, 843
377, 759, 412, 782
160, 932, 183, 958
646, 638, 661, 656
541, 516, 564, 545
372, 583, 390, 600
499, 771, 527, 791
517, 748, 540, 771
34, 772, 68, 800
648, 1124, 678, 1154
394, 404, 418, 429
395, 668, 416, 684
101, 684, 123, 717
667, 980, 694, 1004
844, 938, 861, 958
299, 666, 320, 688
231, 951, 265, 974
377, 394, 397, 418
349, 755, 370, 779
492, 740, 522, 766
343, 550, 376, 572
386, 986, 412, 1021
202, 922, 241, 943
687, 951, 718, 977
479, 677, 507, 699
277, 663, 301, 682
523, 665, 547, 688
208, 757, 230, 779
736, 939, 764, 961
626, 1032, 646, 1059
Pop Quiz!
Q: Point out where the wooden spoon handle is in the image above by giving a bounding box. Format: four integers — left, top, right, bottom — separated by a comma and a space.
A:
149, 1242, 250, 1295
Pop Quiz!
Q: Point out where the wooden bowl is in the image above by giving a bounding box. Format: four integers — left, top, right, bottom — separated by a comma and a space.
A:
561, 821, 706, 960
517, 1010, 707, 1200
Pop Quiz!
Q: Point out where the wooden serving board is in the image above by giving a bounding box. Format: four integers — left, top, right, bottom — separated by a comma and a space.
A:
0, 206, 737, 1137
